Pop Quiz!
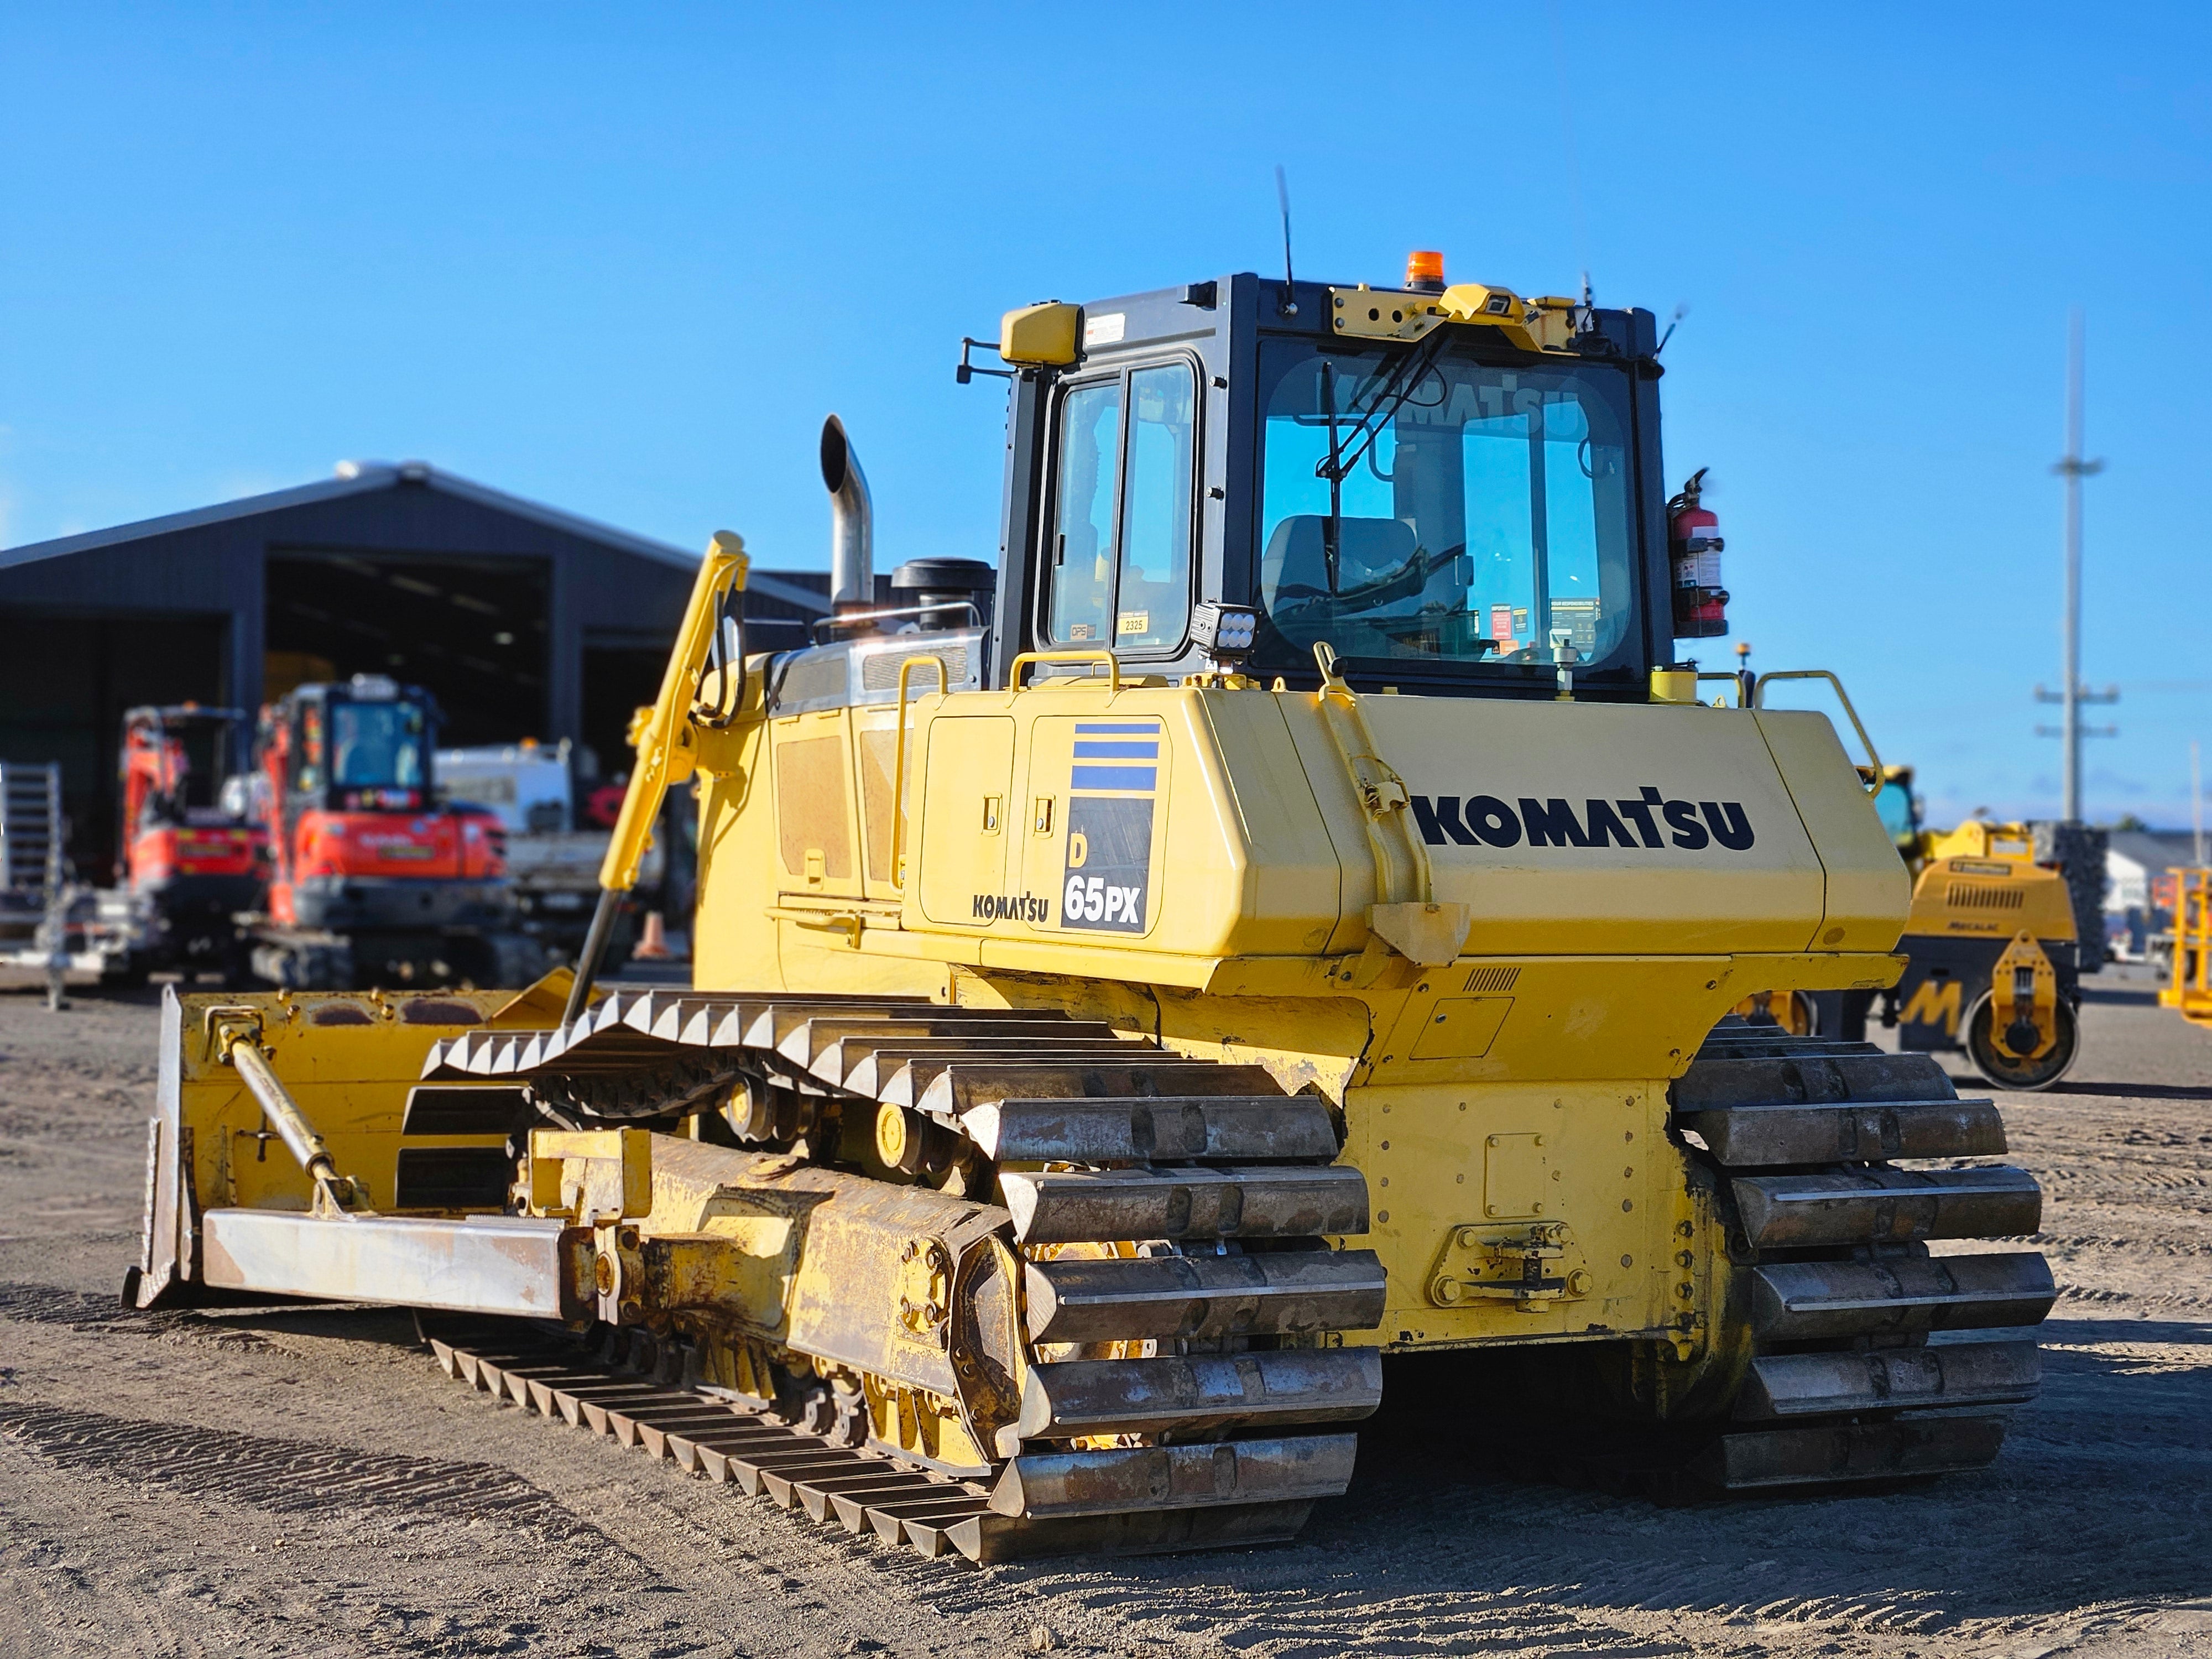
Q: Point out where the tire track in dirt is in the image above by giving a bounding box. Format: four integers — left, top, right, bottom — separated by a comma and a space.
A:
0, 1401, 603, 1541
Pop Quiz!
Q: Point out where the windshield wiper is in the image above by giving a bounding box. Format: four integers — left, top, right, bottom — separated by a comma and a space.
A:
1320, 361, 1342, 594
1313, 333, 1451, 597
1314, 332, 1449, 491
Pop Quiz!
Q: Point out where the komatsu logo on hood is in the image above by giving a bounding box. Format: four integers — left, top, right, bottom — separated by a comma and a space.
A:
1411, 787, 1755, 851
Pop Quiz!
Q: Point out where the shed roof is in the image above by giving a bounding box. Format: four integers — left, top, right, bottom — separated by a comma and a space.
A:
0, 461, 832, 615
2106, 830, 2200, 872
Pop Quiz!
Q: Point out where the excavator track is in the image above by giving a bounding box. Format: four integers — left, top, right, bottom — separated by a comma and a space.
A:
1665, 1022, 2054, 1493
424, 989, 1387, 1561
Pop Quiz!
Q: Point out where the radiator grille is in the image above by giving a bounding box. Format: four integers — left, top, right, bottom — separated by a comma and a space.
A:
1946, 882, 2026, 911
860, 646, 970, 692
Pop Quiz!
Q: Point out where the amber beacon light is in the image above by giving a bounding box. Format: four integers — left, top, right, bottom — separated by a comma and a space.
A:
1405, 249, 1446, 292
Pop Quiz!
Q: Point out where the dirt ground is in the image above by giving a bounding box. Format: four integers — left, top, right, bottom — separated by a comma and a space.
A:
2, 970, 2206, 1659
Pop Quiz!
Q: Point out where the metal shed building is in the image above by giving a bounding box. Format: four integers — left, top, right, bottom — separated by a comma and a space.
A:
0, 462, 832, 876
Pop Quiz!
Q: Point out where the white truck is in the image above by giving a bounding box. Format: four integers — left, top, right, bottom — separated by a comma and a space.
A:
435, 742, 672, 964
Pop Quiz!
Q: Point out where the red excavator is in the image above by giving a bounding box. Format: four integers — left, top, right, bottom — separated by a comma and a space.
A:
247, 674, 546, 989
115, 703, 264, 982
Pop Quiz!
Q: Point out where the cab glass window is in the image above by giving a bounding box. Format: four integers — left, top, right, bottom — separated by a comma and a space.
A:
297, 707, 324, 794
331, 701, 426, 789
1045, 361, 1196, 651
1254, 339, 1636, 675
1114, 364, 1196, 648
1046, 381, 1120, 644
1874, 779, 1918, 848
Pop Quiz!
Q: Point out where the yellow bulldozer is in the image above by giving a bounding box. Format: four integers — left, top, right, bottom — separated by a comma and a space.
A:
127, 257, 2052, 1562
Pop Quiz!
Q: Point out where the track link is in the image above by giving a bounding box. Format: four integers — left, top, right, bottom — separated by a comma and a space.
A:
421, 1319, 1017, 1559
426, 990, 1386, 1556
1674, 1021, 2054, 1490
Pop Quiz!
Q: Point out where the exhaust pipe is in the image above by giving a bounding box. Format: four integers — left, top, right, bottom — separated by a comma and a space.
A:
821, 414, 873, 610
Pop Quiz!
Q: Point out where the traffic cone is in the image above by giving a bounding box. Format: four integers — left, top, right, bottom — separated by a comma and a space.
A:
634, 909, 671, 960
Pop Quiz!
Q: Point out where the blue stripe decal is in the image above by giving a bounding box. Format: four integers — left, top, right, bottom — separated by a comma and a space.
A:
1073, 740, 1159, 760
1074, 722, 1160, 734
1071, 765, 1157, 792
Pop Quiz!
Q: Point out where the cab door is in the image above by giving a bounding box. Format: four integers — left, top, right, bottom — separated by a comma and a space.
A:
1037, 360, 1199, 662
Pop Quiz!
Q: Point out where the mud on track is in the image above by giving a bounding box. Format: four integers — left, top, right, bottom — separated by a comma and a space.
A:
1, 975, 2206, 1657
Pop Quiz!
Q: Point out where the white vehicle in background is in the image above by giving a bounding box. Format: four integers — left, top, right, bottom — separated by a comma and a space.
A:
436, 740, 673, 964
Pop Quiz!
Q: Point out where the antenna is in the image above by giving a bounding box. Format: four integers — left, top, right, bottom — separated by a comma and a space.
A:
1274, 165, 1298, 316
1655, 301, 1689, 356
1547, 0, 1591, 301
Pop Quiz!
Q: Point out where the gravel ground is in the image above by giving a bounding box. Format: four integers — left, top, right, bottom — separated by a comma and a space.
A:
1, 969, 2206, 1658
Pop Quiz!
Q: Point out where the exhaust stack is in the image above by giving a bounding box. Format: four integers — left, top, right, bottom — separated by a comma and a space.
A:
821, 414, 873, 610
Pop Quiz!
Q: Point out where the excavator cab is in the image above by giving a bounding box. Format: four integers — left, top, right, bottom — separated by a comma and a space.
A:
117, 703, 263, 976
252, 674, 528, 988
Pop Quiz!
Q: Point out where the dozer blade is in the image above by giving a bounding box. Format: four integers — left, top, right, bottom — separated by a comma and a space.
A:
989, 1434, 1360, 1518
203, 1212, 594, 1318
962, 1096, 1339, 1165
1729, 1166, 2042, 1248
1736, 1341, 2042, 1420
1014, 1350, 1384, 1439
1000, 1164, 1370, 1245
1022, 1248, 1386, 1344
1750, 1251, 2057, 1340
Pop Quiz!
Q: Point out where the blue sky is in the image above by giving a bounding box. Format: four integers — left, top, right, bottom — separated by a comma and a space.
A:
3, 3, 2207, 827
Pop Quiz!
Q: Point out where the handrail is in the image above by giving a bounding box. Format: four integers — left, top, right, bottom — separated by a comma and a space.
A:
1753, 669, 1884, 795
1695, 670, 1747, 707
1005, 649, 1120, 695
889, 653, 950, 890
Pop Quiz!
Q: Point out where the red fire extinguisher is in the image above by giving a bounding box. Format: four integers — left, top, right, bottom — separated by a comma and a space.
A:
1667, 468, 1728, 638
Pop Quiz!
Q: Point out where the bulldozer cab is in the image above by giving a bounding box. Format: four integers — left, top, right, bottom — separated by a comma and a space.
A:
985, 273, 1671, 698
744, 269, 1676, 779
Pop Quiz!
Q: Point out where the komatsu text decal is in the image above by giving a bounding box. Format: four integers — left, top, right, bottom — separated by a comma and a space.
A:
1411, 787, 1756, 852
973, 891, 1052, 922
1063, 719, 1159, 933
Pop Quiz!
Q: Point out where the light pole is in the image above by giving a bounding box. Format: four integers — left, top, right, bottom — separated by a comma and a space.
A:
2035, 309, 2112, 820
